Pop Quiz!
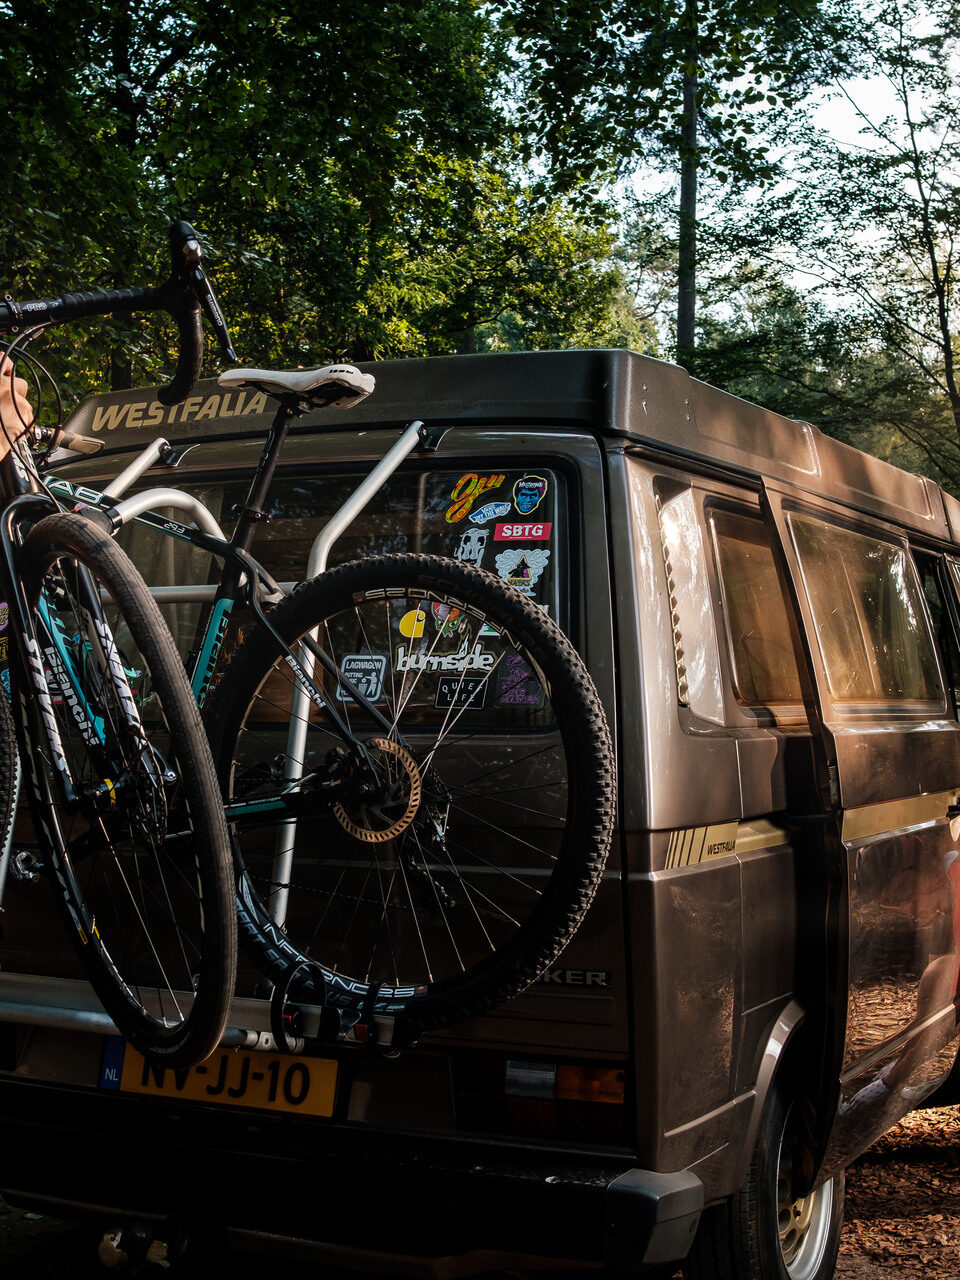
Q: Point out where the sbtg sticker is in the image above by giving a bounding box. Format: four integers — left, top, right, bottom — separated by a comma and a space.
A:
445, 473, 506, 524
494, 522, 552, 541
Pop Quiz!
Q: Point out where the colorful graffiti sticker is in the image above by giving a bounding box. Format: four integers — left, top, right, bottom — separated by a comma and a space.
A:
496, 653, 546, 708
512, 474, 548, 515
494, 548, 551, 595
0, 602, 7, 631
445, 473, 506, 524
432, 602, 463, 636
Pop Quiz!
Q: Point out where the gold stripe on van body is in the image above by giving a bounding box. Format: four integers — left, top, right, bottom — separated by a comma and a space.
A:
840, 789, 960, 844
662, 818, 786, 869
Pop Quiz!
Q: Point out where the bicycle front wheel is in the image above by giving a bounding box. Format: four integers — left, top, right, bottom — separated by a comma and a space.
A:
206, 554, 615, 1036
21, 513, 237, 1067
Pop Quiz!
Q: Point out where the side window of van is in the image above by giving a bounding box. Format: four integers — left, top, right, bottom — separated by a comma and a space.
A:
788, 515, 943, 710
708, 509, 805, 720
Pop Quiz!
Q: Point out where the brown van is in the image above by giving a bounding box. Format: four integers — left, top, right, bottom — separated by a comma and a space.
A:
0, 349, 957, 1280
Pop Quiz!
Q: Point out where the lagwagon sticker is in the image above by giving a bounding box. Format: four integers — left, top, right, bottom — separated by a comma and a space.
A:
494, 522, 552, 541
468, 501, 511, 526
494, 548, 551, 594
512, 474, 548, 515
399, 607, 427, 639
445, 473, 506, 524
435, 674, 488, 711
496, 653, 545, 708
335, 655, 387, 703
455, 527, 489, 566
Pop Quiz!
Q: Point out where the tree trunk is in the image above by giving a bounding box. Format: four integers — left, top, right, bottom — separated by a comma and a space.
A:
676, 1, 698, 370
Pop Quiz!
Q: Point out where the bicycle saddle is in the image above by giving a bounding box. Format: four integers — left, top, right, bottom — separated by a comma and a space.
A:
219, 363, 375, 406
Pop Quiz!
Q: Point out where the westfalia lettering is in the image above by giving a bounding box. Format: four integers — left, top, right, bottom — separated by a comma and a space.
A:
494, 522, 552, 540
396, 639, 495, 674
90, 390, 269, 433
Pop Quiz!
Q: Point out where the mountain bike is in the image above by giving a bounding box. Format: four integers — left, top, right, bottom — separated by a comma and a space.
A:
0, 223, 238, 1066
43, 363, 617, 1049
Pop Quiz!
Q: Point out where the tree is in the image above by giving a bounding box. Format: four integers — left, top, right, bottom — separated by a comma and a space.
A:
708, 0, 960, 487
505, 0, 849, 366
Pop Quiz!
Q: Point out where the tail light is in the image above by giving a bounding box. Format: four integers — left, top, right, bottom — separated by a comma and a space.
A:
454, 1057, 627, 1142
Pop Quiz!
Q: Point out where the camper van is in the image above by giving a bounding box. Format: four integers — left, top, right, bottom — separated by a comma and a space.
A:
0, 349, 957, 1280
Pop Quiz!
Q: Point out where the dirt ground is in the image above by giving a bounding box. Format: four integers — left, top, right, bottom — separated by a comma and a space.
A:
0, 1104, 957, 1278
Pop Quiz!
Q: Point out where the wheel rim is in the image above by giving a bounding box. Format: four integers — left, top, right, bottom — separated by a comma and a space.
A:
227, 580, 576, 997
777, 1105, 834, 1279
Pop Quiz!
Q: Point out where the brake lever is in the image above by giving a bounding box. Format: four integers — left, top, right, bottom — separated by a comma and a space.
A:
168, 221, 237, 364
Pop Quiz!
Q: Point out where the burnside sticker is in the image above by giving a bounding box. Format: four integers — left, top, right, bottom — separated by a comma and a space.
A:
335, 654, 387, 703
399, 608, 427, 639
455, 527, 489, 566
513, 474, 547, 515
445, 473, 506, 524
494, 522, 552, 541
494, 548, 551, 594
395, 637, 496, 673
468, 501, 511, 526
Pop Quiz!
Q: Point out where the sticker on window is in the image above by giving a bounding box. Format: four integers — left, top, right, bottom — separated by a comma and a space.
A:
496, 653, 545, 708
469, 501, 512, 526
445, 473, 506, 524
512, 475, 547, 515
335, 654, 388, 703
495, 548, 551, 594
455, 527, 489, 565
435, 674, 488, 711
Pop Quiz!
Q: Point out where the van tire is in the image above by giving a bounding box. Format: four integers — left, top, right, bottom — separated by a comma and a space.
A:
683, 1079, 843, 1280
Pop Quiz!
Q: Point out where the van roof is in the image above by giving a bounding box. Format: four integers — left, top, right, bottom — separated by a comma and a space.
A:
62, 348, 960, 544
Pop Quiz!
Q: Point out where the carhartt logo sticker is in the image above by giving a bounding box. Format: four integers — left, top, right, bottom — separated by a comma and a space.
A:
494, 522, 552, 541
399, 608, 427, 639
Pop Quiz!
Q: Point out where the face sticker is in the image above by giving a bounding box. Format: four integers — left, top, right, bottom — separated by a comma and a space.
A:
496, 653, 546, 708
396, 636, 496, 673
0, 602, 7, 632
432, 602, 463, 636
435, 673, 488, 711
455, 527, 489, 566
468, 500, 512, 526
494, 522, 552, 541
513, 474, 547, 515
494, 548, 551, 595
335, 654, 387, 703
399, 607, 427, 639
445, 473, 506, 524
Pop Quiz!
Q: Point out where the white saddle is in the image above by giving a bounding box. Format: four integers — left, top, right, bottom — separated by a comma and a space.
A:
219, 363, 375, 406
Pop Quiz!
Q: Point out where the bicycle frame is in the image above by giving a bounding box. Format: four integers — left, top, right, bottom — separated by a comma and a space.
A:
42, 404, 430, 921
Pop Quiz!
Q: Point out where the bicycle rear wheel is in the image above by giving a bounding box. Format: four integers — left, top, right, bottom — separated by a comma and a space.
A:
206, 554, 615, 1037
20, 513, 237, 1067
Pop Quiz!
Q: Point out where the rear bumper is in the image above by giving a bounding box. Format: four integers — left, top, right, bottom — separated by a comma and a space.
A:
0, 1080, 702, 1273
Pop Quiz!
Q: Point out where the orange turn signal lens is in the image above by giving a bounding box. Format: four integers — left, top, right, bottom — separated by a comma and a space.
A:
556, 1065, 625, 1105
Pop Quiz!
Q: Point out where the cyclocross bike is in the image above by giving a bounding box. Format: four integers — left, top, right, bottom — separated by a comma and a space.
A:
0, 223, 238, 1067
40, 362, 617, 1050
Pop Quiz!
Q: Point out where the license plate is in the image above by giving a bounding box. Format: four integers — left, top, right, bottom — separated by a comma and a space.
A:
99, 1037, 339, 1118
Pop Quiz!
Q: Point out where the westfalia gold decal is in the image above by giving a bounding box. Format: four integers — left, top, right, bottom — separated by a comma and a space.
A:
90, 390, 269, 432
841, 789, 959, 844
664, 819, 787, 869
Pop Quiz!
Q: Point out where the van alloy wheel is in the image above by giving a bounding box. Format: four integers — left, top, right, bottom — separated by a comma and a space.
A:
777, 1106, 836, 1279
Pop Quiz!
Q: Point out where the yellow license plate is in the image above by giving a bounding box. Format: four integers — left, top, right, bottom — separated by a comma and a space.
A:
113, 1043, 339, 1117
